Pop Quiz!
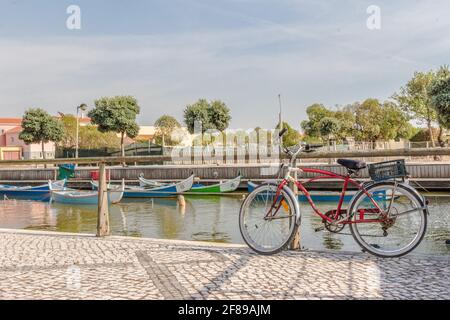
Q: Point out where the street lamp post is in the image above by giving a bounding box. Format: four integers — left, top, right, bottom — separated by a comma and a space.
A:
278, 94, 283, 147
75, 104, 88, 159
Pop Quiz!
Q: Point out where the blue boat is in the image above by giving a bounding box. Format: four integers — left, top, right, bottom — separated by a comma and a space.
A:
247, 181, 355, 203
0, 180, 66, 202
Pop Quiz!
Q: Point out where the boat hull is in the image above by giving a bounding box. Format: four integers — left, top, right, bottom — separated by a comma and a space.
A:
51, 190, 123, 205
52, 180, 124, 205
189, 176, 241, 194
124, 185, 178, 198
0, 180, 66, 202
127, 175, 194, 198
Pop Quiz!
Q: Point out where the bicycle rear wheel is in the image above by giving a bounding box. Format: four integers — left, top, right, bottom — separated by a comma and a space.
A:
239, 183, 299, 255
349, 181, 427, 258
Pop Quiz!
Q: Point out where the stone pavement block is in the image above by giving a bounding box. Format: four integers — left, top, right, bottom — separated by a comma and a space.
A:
0, 230, 449, 300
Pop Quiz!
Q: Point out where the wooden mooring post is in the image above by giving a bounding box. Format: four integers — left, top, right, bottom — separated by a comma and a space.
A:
97, 163, 110, 237
289, 170, 301, 250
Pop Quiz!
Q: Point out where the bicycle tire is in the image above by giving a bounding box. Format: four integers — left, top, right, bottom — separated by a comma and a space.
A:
348, 181, 427, 258
239, 182, 299, 255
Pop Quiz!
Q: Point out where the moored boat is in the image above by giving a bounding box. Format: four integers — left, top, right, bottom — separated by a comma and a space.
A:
0, 180, 66, 202
50, 180, 125, 205
188, 175, 241, 193
138, 174, 165, 188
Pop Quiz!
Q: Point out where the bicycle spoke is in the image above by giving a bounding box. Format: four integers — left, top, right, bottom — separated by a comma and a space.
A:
240, 184, 297, 254
350, 183, 427, 257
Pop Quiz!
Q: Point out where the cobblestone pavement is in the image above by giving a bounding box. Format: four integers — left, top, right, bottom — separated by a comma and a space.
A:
0, 229, 449, 300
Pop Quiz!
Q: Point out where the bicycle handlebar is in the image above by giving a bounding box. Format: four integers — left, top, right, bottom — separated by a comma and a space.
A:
278, 128, 288, 137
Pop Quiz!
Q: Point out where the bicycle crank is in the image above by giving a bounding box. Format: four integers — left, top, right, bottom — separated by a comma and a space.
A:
323, 210, 346, 233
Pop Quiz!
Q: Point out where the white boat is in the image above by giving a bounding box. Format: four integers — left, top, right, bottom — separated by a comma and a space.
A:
50, 179, 125, 205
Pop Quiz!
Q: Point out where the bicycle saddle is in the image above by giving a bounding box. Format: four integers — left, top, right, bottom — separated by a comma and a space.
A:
337, 159, 367, 171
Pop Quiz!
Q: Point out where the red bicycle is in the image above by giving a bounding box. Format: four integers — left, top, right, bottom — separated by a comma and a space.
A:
239, 129, 428, 258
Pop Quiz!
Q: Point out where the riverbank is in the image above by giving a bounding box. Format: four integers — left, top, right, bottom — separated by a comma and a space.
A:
0, 229, 449, 300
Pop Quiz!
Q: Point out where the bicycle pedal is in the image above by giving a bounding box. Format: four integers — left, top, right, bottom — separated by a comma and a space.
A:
314, 226, 325, 232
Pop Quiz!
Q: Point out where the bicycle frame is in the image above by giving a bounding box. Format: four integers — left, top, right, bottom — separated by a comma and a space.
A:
270, 167, 389, 225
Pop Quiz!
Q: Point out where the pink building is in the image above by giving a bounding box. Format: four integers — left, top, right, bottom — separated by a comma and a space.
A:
0, 118, 56, 160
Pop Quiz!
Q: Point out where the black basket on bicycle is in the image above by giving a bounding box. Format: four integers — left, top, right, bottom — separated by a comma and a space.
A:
368, 159, 408, 181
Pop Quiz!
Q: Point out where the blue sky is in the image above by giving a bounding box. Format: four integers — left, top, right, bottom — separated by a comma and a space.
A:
0, 0, 449, 128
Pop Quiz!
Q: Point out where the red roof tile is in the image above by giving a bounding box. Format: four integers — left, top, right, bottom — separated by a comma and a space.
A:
6, 126, 23, 134
0, 118, 22, 125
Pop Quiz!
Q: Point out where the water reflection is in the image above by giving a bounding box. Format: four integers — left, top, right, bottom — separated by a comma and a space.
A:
323, 234, 344, 250
0, 195, 449, 256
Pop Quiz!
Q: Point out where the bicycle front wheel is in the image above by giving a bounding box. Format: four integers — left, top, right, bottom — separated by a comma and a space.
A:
239, 183, 299, 255
349, 181, 427, 258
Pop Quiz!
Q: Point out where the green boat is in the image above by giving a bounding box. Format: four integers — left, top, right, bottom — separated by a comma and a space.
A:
189, 175, 241, 193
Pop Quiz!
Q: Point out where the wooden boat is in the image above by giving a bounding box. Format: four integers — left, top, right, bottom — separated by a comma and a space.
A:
125, 174, 194, 198
0, 180, 66, 202
188, 175, 241, 193
138, 174, 165, 188
247, 181, 356, 202
50, 180, 125, 205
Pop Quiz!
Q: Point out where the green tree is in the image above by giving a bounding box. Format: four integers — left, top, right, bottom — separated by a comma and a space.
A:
79, 125, 121, 149
154, 115, 181, 146
184, 99, 212, 134
184, 99, 231, 134
19, 108, 64, 159
59, 114, 120, 150
276, 122, 301, 147
208, 100, 231, 132
334, 107, 356, 140
59, 114, 78, 148
88, 96, 140, 157
378, 101, 415, 141
354, 99, 414, 145
430, 66, 450, 146
354, 99, 383, 143
393, 71, 438, 146
300, 103, 333, 138
319, 117, 341, 147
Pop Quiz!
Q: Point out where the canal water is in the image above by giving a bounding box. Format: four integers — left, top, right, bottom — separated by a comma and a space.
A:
0, 195, 449, 256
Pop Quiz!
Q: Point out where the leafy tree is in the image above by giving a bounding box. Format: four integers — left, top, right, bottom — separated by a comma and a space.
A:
300, 103, 333, 138
59, 114, 78, 148
208, 100, 231, 132
19, 108, 64, 159
334, 107, 356, 140
88, 96, 140, 157
276, 122, 301, 147
378, 101, 415, 141
319, 117, 341, 147
184, 99, 212, 134
430, 66, 450, 139
409, 128, 440, 143
393, 71, 438, 147
154, 115, 181, 146
79, 125, 121, 149
58, 114, 120, 150
184, 99, 231, 134
354, 99, 383, 143
353, 99, 414, 145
